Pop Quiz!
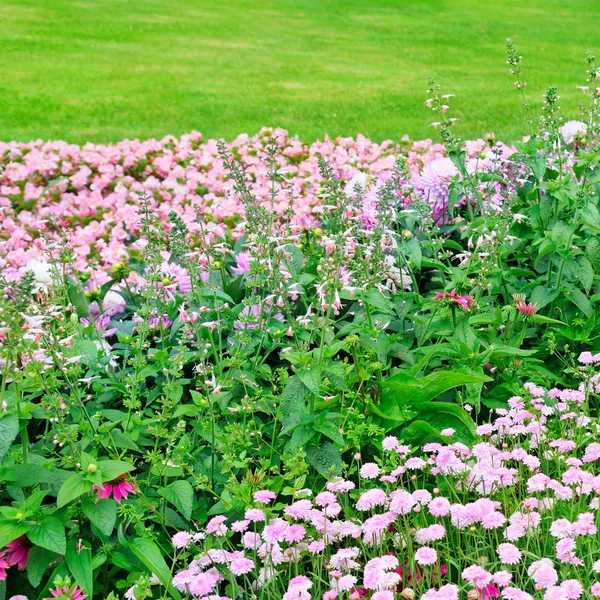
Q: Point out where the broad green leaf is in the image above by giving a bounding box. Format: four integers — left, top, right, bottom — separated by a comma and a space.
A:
128, 537, 181, 600
0, 416, 19, 465
27, 546, 55, 588
57, 473, 92, 508
82, 497, 117, 537
551, 221, 573, 251
399, 420, 441, 446
582, 203, 600, 231
67, 284, 89, 318
565, 285, 593, 317
365, 288, 394, 314
586, 238, 600, 274
489, 345, 537, 357
312, 421, 344, 446
414, 401, 476, 445
3, 463, 68, 488
573, 256, 594, 293
289, 426, 315, 451
158, 480, 193, 520
66, 538, 93, 597
98, 460, 135, 482
27, 516, 66, 555
296, 367, 321, 395
306, 442, 342, 478
406, 368, 491, 405
531, 286, 559, 310
280, 376, 310, 432
0, 521, 30, 548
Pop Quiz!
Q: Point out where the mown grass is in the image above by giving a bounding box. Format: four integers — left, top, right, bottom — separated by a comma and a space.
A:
0, 0, 598, 144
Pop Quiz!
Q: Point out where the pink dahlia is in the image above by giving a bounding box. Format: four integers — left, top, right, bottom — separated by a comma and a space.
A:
414, 157, 459, 221
415, 547, 438, 566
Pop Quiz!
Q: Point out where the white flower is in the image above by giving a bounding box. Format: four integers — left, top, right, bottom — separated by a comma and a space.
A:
344, 171, 369, 198
102, 289, 126, 316
559, 120, 587, 144
25, 259, 54, 292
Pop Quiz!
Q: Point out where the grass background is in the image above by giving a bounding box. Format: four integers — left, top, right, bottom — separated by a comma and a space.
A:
0, 0, 599, 144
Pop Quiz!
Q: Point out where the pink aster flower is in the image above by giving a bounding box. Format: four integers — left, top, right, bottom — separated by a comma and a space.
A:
462, 565, 492, 589
414, 157, 459, 220
45, 582, 87, 600
415, 547, 438, 566
360, 463, 380, 479
253, 489, 276, 504
497, 543, 521, 565
171, 531, 193, 549
591, 583, 600, 598
230, 557, 255, 576
93, 474, 136, 502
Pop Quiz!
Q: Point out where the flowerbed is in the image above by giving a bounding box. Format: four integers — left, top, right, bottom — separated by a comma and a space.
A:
1, 43, 600, 600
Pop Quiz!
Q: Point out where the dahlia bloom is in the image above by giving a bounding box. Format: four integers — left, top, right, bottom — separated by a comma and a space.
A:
414, 157, 459, 221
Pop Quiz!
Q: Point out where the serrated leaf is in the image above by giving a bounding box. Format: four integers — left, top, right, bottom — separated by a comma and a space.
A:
0, 522, 30, 548
296, 367, 321, 395
289, 426, 315, 451
27, 546, 55, 588
565, 285, 593, 317
312, 421, 344, 446
57, 473, 92, 508
280, 376, 310, 432
573, 256, 594, 293
158, 480, 193, 520
306, 442, 342, 478
82, 497, 117, 537
98, 460, 135, 482
28, 516, 66, 555
0, 416, 19, 465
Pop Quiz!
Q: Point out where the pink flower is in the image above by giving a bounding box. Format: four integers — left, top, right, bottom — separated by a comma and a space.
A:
5, 536, 30, 570
462, 565, 492, 589
253, 490, 276, 504
591, 583, 600, 598
171, 532, 193, 548
414, 157, 459, 220
359, 463, 380, 479
0, 551, 9, 580
230, 557, 254, 576
93, 474, 136, 502
244, 508, 266, 522
434, 290, 475, 311
231, 251, 252, 275
206, 516, 229, 536
415, 547, 438, 566
45, 582, 87, 600
428, 497, 451, 517
497, 543, 521, 565
560, 580, 583, 600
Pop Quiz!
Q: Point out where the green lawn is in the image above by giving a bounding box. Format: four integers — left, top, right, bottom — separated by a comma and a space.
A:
0, 0, 599, 144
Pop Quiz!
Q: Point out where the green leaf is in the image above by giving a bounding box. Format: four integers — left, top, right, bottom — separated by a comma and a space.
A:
399, 420, 441, 446
306, 442, 342, 478
57, 473, 92, 508
531, 286, 559, 310
81, 497, 117, 537
27, 516, 66, 555
586, 238, 600, 274
572, 256, 594, 293
280, 376, 310, 432
296, 366, 321, 395
158, 480, 193, 520
98, 460, 135, 482
0, 521, 30, 548
0, 416, 19, 465
415, 402, 476, 445
289, 426, 315, 451
582, 203, 600, 231
489, 345, 537, 357
3, 463, 68, 488
73, 339, 98, 366
365, 288, 394, 314
551, 221, 573, 251
67, 283, 89, 318
565, 285, 593, 317
27, 546, 55, 588
66, 538, 93, 598
312, 421, 344, 446
128, 537, 181, 600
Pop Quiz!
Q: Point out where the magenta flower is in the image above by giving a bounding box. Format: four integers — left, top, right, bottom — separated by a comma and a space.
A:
45, 582, 87, 600
0, 551, 9, 580
434, 290, 475, 311
5, 535, 31, 570
93, 474, 136, 502
231, 250, 252, 275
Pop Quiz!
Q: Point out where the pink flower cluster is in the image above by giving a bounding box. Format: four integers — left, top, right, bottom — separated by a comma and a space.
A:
169, 368, 600, 600
0, 128, 454, 283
